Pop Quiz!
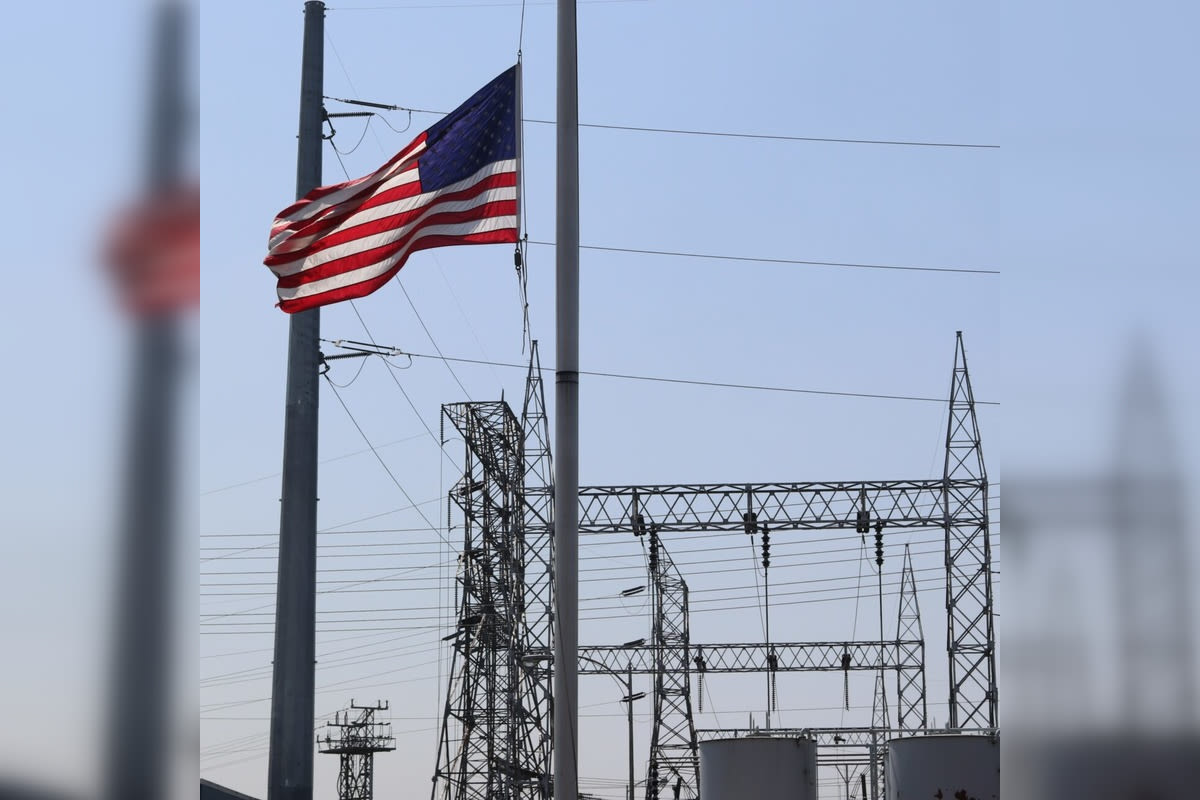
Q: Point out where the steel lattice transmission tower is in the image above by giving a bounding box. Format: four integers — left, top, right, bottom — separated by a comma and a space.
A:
519, 342, 555, 778
942, 331, 997, 728
895, 545, 927, 731
318, 701, 395, 800
641, 523, 698, 800
431, 346, 553, 800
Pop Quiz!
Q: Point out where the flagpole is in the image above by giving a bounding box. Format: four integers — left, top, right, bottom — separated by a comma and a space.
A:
267, 3, 324, 800
553, 1, 580, 800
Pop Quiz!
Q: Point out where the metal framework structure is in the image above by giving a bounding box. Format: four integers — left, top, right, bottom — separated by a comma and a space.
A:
519, 343, 555, 789
895, 546, 927, 731
578, 641, 924, 676
431, 332, 994, 795
318, 701, 395, 800
594, 531, 926, 800
431, 364, 554, 800
942, 332, 996, 729
521, 344, 555, 697
644, 528, 698, 800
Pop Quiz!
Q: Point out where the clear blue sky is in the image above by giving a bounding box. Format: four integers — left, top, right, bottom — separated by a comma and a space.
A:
0, 1, 1196, 798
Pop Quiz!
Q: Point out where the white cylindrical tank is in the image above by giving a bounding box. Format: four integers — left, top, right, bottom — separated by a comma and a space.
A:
699, 736, 817, 800
885, 734, 999, 799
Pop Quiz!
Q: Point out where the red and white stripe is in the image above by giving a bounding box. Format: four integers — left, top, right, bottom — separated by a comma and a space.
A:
264, 134, 517, 313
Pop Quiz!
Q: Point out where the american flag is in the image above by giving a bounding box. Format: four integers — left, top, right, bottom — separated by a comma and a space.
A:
264, 66, 519, 313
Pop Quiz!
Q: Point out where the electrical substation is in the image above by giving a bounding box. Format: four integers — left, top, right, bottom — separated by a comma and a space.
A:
428, 333, 998, 800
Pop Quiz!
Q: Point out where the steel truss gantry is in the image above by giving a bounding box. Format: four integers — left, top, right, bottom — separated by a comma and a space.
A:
578, 641, 924, 675
573, 334, 994, 730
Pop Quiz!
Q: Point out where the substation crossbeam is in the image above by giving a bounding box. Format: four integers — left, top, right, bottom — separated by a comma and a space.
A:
578, 641, 924, 674
577, 480, 963, 533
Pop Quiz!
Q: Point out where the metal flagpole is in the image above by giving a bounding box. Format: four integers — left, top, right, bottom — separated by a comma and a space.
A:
267, 3, 324, 800
553, 1, 580, 800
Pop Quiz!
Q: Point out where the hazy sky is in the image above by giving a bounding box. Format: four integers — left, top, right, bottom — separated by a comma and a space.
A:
1, 1, 1197, 798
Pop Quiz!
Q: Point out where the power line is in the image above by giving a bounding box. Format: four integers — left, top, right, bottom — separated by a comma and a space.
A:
323, 340, 1000, 405
323, 376, 451, 549
322, 97, 997, 150
201, 551, 999, 608
200, 435, 427, 496
200, 498, 999, 546
396, 280, 474, 400
345, 301, 462, 473
529, 240, 998, 275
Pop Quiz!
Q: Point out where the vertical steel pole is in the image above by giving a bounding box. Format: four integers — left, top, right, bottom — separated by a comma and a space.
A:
627, 662, 635, 800
267, 4, 324, 800
869, 733, 879, 800
553, 2, 580, 800
763, 561, 770, 730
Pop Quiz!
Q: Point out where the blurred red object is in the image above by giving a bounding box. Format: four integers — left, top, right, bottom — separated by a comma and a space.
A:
104, 183, 199, 316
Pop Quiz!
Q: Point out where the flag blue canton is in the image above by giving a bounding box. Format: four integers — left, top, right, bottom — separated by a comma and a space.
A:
420, 66, 517, 192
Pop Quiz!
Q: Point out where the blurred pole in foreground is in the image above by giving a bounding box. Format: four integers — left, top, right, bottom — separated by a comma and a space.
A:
266, 4, 325, 800
100, 3, 197, 800
1113, 341, 1197, 730
1005, 336, 1200, 798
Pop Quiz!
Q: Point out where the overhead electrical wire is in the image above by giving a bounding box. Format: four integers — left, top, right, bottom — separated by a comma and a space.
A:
200, 434, 427, 496
396, 281, 474, 400
322, 95, 998, 150
320, 83, 467, 475
199, 524, 999, 564
324, 376, 450, 546
321, 340, 1001, 406
200, 523, 997, 578
528, 240, 999, 275
201, 494, 1000, 543
201, 556, 998, 615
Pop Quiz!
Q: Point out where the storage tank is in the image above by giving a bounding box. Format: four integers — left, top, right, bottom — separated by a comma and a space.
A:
699, 736, 817, 800
885, 734, 999, 799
